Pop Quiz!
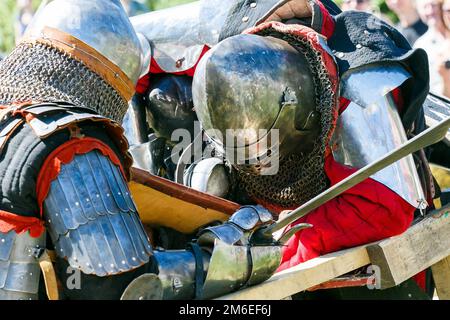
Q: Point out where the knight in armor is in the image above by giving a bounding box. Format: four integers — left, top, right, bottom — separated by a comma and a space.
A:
0, 0, 283, 300
130, 0, 448, 297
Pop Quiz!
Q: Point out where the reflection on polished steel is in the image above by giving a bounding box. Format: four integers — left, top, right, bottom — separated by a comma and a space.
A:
153, 250, 209, 300
193, 34, 318, 166
201, 241, 249, 300
121, 273, 164, 300
0, 231, 46, 300
331, 95, 426, 207
229, 206, 264, 231
247, 246, 282, 286
340, 63, 411, 107
183, 158, 230, 198
26, 0, 144, 84
197, 223, 244, 247
130, 0, 234, 73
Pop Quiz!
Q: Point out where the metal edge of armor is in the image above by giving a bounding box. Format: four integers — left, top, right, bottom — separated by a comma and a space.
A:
0, 230, 46, 300
43, 150, 152, 277
332, 63, 426, 208
183, 157, 231, 198
130, 0, 289, 74
152, 250, 209, 300
0, 102, 133, 175
201, 240, 281, 300
26, 0, 144, 86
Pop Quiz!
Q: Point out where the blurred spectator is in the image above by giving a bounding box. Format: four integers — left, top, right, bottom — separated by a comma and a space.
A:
341, 0, 390, 20
15, 0, 35, 44
414, 0, 446, 95
120, 0, 150, 16
386, 0, 428, 45
341, 0, 374, 12
437, 0, 450, 97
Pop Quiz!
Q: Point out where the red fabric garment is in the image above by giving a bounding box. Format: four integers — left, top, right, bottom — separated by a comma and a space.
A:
278, 155, 415, 271
316, 0, 335, 39
0, 210, 45, 238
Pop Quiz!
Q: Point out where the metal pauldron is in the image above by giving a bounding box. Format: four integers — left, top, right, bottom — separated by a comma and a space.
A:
332, 64, 426, 208
43, 150, 152, 277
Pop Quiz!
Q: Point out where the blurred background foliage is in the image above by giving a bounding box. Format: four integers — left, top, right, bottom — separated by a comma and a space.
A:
0, 0, 396, 54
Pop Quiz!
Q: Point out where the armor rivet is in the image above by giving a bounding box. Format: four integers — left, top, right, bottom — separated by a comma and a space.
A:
75, 202, 80, 206
132, 257, 137, 261
118, 192, 121, 195
48, 219, 51, 223
30, 272, 33, 276
86, 198, 90, 202
65, 208, 69, 211
337, 52, 345, 58
107, 194, 111, 197
175, 58, 184, 68
139, 297, 144, 301
364, 30, 370, 35
96, 194, 100, 198
242, 16, 249, 23
1, 239, 4, 243
55, 213, 58, 217
250, 2, 257, 8
98, 264, 102, 267
110, 264, 115, 268
86, 263, 90, 267
115, 73, 119, 78
121, 260, 126, 265
356, 44, 362, 49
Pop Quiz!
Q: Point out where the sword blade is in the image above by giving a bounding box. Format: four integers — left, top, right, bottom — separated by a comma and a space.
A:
262, 117, 450, 237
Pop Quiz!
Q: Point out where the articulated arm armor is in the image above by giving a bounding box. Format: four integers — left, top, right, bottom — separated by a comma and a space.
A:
122, 205, 282, 300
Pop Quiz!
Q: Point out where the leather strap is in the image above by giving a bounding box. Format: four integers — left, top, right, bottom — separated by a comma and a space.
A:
38, 250, 60, 300
186, 242, 205, 300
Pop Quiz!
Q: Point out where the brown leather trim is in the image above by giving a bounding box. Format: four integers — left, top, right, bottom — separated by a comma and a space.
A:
131, 167, 240, 215
20, 27, 135, 101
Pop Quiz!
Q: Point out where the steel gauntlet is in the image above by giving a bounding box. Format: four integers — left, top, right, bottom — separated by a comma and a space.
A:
122, 206, 282, 300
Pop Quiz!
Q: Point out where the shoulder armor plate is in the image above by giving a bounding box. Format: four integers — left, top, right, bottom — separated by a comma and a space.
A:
43, 150, 152, 277
333, 64, 426, 207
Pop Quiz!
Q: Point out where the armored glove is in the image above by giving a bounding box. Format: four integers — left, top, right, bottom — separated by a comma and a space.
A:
121, 205, 289, 300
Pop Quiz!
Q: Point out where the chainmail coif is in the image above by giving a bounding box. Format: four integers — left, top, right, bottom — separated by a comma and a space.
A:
235, 29, 337, 209
0, 42, 129, 123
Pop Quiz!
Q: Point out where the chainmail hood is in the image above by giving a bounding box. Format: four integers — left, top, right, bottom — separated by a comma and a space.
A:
234, 22, 339, 210
0, 42, 129, 123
